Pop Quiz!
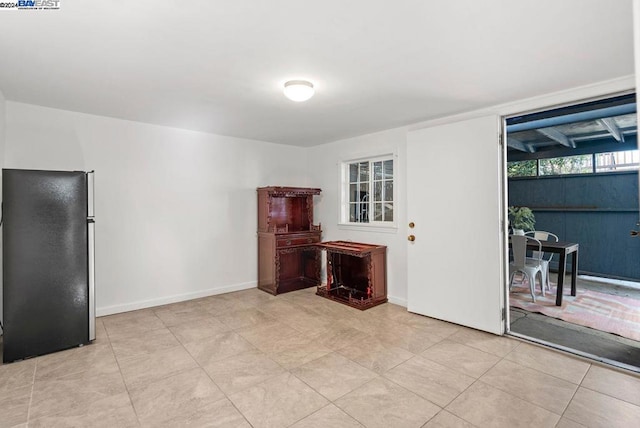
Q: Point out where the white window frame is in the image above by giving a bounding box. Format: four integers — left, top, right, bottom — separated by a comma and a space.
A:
339, 153, 398, 232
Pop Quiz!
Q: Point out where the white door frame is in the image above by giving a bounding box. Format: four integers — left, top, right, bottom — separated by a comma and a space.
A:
501, 88, 638, 336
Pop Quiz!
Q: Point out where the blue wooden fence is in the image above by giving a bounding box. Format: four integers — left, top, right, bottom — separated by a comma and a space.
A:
508, 171, 640, 280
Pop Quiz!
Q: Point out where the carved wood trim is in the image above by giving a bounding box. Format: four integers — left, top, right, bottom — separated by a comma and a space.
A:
274, 250, 280, 285
306, 195, 313, 229
365, 254, 373, 298
260, 187, 321, 197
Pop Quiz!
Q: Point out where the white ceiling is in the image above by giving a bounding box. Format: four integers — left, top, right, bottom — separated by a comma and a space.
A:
0, 0, 635, 146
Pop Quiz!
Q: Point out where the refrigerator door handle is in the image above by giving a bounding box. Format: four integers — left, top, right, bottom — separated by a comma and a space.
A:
88, 220, 96, 341
87, 171, 96, 342
87, 171, 95, 218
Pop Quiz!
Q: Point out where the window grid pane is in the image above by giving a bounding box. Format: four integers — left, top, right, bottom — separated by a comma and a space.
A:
345, 158, 393, 224
384, 160, 393, 179
349, 164, 358, 182
359, 162, 369, 182
373, 203, 383, 221
384, 181, 393, 202
373, 181, 382, 202
349, 183, 358, 204
384, 203, 393, 222
373, 161, 383, 180
349, 203, 358, 222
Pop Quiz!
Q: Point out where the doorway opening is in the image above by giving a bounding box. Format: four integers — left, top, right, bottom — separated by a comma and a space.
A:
504, 93, 640, 371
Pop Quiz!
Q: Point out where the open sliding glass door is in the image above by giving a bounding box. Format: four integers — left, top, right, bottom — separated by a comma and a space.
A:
406, 115, 506, 335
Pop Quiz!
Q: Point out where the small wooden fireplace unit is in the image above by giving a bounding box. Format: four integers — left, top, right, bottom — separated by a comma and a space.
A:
316, 240, 387, 310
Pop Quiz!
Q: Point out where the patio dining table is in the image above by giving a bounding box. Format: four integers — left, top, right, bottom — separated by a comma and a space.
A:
530, 240, 579, 306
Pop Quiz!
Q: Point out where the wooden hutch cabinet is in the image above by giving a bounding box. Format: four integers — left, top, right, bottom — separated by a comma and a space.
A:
316, 241, 387, 310
257, 186, 322, 295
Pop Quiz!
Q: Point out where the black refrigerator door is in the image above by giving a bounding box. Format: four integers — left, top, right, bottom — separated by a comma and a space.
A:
3, 169, 89, 363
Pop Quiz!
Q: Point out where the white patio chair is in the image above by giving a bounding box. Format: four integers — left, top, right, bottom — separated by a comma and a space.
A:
525, 230, 559, 291
509, 235, 545, 302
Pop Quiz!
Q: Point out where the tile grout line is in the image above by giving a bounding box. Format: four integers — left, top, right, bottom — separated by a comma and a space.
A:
419, 340, 502, 380
501, 340, 592, 386
436, 353, 502, 427
557, 384, 586, 427
484, 351, 570, 418
199, 362, 255, 428
288, 352, 377, 403
111, 302, 256, 426
440, 348, 560, 426
103, 319, 143, 426
221, 292, 347, 425
332, 313, 524, 426
578, 385, 640, 409
163, 307, 256, 428
380, 372, 444, 410
336, 344, 416, 376
327, 375, 384, 426
576, 364, 640, 409
576, 384, 640, 409
423, 409, 482, 428
24, 357, 37, 427
284, 402, 365, 428
215, 298, 408, 427
57, 288, 639, 427
204, 294, 320, 426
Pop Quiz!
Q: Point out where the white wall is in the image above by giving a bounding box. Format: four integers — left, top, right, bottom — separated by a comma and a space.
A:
2, 75, 634, 319
4, 102, 308, 316
306, 127, 409, 306
307, 75, 636, 311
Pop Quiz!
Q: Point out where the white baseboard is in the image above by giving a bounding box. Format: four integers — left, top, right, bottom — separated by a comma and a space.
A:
387, 295, 407, 307
97, 283, 407, 316
96, 281, 257, 317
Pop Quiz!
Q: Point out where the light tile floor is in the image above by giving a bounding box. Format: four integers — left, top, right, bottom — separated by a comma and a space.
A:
1, 286, 640, 427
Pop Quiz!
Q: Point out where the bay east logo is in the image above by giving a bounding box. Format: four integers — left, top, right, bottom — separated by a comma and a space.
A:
0, 0, 60, 9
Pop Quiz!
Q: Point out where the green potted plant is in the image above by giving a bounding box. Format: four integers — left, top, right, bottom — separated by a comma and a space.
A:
508, 206, 535, 235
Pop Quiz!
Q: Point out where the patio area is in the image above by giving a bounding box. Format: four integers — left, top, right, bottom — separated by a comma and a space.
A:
510, 273, 640, 370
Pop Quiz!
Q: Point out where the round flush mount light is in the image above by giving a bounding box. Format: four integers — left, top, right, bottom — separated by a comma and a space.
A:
283, 80, 315, 102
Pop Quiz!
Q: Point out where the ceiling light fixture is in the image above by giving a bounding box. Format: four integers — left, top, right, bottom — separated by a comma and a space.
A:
283, 80, 315, 102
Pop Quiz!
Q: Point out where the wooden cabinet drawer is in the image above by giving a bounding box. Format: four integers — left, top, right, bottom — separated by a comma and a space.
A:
276, 234, 320, 248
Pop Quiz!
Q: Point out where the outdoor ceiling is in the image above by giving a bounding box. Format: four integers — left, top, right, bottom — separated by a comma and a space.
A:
0, 0, 635, 147
507, 97, 638, 161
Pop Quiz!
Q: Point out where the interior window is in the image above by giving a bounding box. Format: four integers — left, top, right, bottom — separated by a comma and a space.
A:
344, 156, 394, 224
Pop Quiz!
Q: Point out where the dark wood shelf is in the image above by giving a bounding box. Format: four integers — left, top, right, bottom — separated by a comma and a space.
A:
257, 186, 321, 295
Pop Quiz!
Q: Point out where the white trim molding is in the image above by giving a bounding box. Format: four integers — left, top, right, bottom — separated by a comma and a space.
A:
96, 281, 257, 317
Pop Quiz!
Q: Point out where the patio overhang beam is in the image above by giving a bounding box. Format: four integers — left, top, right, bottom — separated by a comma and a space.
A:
506, 104, 636, 133
507, 135, 638, 162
